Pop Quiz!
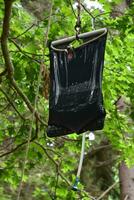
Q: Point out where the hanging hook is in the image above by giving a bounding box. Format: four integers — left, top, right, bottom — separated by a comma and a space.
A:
75, 25, 81, 40
75, 0, 81, 39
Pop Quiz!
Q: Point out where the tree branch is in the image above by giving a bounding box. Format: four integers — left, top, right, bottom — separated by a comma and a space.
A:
34, 141, 72, 186
0, 103, 9, 112
81, 3, 95, 20
97, 182, 118, 200
1, 0, 14, 77
34, 141, 94, 200
0, 86, 25, 120
0, 119, 38, 158
12, 23, 36, 39
9, 38, 43, 63
95, 157, 118, 168
1, 0, 47, 126
88, 144, 112, 157
11, 13, 56, 39
124, 195, 129, 200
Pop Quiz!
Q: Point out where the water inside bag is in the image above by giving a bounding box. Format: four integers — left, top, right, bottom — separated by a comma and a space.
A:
47, 29, 108, 137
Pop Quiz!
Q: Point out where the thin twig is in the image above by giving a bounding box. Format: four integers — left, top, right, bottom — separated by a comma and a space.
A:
54, 164, 60, 199
81, 3, 95, 19
95, 11, 124, 18
95, 157, 118, 168
12, 23, 36, 39
81, 3, 96, 30
16, 1, 53, 198
34, 141, 72, 186
97, 182, 118, 200
68, 0, 77, 18
34, 141, 93, 200
17, 118, 39, 200
0, 135, 36, 158
12, 14, 55, 39
34, 143, 94, 200
0, 86, 25, 120
0, 103, 9, 112
11, 78, 46, 125
9, 38, 43, 63
13, 50, 43, 57
62, 136, 80, 142
88, 144, 112, 157
124, 195, 129, 200
0, 120, 38, 158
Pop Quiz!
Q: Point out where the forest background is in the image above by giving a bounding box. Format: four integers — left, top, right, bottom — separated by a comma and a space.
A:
0, 0, 134, 199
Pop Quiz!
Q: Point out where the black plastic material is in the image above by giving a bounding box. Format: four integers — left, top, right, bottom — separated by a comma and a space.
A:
47, 29, 107, 137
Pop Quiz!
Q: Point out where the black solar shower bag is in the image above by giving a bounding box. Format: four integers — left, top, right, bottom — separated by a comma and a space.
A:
47, 28, 107, 137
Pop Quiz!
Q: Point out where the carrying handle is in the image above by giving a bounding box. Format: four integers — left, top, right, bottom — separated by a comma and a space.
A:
51, 28, 107, 48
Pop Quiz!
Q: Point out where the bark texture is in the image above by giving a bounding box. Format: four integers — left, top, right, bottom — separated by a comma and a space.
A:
119, 161, 134, 200
112, 0, 132, 17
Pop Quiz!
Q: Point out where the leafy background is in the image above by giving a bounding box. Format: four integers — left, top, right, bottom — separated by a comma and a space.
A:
0, 0, 134, 199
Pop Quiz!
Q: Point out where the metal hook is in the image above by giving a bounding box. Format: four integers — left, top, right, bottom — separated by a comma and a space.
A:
75, 0, 81, 39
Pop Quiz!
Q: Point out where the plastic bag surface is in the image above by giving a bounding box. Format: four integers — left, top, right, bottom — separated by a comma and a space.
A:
47, 29, 107, 137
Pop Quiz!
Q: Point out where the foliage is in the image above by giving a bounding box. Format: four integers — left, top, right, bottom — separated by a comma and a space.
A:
0, 0, 134, 199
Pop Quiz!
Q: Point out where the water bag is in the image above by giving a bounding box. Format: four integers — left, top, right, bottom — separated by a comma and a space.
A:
47, 28, 108, 137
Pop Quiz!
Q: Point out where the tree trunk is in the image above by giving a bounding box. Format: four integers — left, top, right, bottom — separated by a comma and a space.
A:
119, 161, 134, 200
